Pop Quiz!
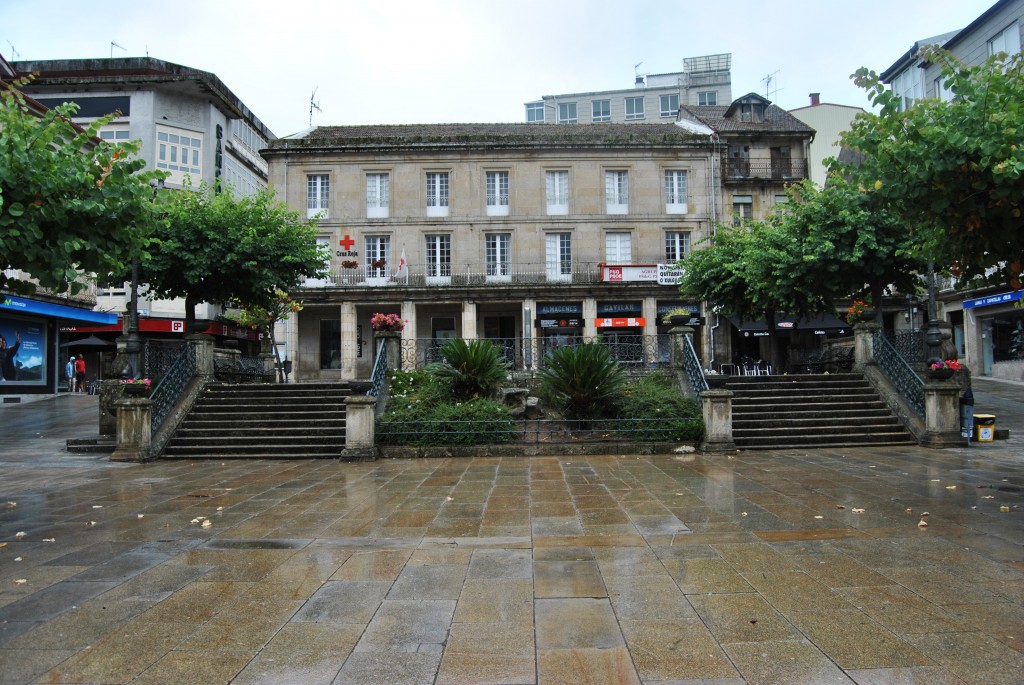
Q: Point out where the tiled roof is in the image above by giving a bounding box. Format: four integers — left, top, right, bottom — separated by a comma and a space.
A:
269, 122, 711, 153
678, 104, 815, 135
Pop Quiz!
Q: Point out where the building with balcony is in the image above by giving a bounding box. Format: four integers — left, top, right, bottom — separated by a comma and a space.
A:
263, 122, 720, 380
525, 54, 732, 125
878, 0, 1024, 379
11, 57, 276, 347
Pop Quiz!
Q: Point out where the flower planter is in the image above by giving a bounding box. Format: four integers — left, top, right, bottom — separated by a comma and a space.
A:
928, 367, 955, 380
123, 383, 150, 397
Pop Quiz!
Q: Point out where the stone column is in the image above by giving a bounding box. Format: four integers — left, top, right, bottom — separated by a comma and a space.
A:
853, 321, 881, 372
921, 378, 967, 448
340, 302, 358, 379
375, 331, 402, 371
700, 389, 736, 453
189, 334, 216, 381
642, 297, 658, 365
462, 301, 478, 339
669, 325, 696, 372
111, 397, 153, 462
341, 395, 378, 460
583, 298, 598, 338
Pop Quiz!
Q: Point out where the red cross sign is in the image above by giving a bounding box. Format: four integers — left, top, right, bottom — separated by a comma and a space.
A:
339, 235, 356, 250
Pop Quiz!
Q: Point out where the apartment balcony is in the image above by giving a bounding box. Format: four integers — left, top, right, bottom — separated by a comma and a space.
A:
300, 260, 680, 289
722, 159, 808, 183
2, 268, 99, 306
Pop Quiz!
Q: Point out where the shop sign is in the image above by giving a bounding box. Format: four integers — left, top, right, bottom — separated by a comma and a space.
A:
601, 264, 659, 282
670, 316, 705, 326
657, 303, 700, 316
337, 234, 359, 258
597, 302, 642, 315
537, 302, 582, 315
658, 263, 684, 285
596, 317, 646, 327
963, 290, 1023, 309
538, 318, 582, 328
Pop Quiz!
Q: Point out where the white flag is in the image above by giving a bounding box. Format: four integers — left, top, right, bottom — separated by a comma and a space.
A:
395, 248, 409, 280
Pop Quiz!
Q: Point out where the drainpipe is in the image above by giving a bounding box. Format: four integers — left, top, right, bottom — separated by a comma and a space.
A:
706, 134, 720, 369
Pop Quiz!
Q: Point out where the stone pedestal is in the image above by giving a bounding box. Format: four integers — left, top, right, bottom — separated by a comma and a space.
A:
341, 395, 378, 461
374, 331, 402, 371
700, 389, 736, 453
111, 397, 154, 462
921, 379, 967, 448
98, 379, 123, 436
853, 322, 881, 372
188, 334, 216, 381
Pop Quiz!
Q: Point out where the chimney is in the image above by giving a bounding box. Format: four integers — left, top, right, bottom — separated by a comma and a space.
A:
635, 75, 645, 88
809, 92, 820, 106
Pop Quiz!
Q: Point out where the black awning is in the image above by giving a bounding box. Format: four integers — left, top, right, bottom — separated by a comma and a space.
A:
726, 313, 850, 335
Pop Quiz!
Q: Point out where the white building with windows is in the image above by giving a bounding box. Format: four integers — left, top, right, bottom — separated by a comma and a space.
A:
525, 54, 732, 125
12, 57, 276, 346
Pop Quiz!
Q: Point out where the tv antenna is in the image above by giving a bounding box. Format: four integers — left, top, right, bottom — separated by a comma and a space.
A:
110, 41, 126, 58
762, 70, 781, 100
7, 41, 19, 61
309, 87, 322, 127
634, 61, 644, 77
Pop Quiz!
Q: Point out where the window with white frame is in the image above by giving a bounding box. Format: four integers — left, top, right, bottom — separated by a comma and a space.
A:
307, 174, 329, 218
605, 170, 628, 214
426, 171, 449, 217
156, 126, 202, 182
224, 157, 262, 198
486, 171, 509, 216
231, 119, 267, 153
732, 195, 753, 224
546, 170, 569, 215
988, 22, 1021, 57
664, 170, 688, 214
425, 234, 451, 282
697, 91, 717, 106
592, 99, 611, 122
558, 102, 577, 124
365, 235, 390, 279
660, 94, 679, 117
933, 76, 953, 102
525, 102, 545, 122
304, 236, 332, 287
891, 67, 924, 111
605, 232, 632, 264
99, 125, 131, 143
367, 173, 390, 218
625, 96, 645, 120
545, 232, 572, 282
486, 233, 511, 279
665, 231, 690, 262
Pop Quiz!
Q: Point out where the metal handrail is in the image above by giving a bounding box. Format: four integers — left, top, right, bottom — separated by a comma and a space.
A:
368, 341, 388, 397
680, 333, 709, 399
150, 343, 196, 432
873, 330, 924, 418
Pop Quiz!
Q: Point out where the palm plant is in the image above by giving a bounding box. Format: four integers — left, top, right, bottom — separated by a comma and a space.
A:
538, 342, 626, 420
430, 338, 510, 400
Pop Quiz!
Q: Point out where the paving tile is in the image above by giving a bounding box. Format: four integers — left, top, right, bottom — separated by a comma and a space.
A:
844, 666, 969, 684
535, 598, 624, 650
537, 646, 640, 685
724, 639, 855, 684
333, 650, 444, 685
128, 649, 253, 685
534, 560, 606, 598
465, 548, 532, 580
604, 575, 697, 622
0, 648, 75, 685
688, 593, 802, 644
619, 619, 738, 681
329, 548, 413, 581
784, 609, 930, 669
231, 648, 347, 685
292, 580, 391, 623
355, 599, 456, 652
836, 585, 971, 634
453, 578, 533, 625
740, 570, 852, 611
901, 630, 1024, 685
662, 557, 755, 594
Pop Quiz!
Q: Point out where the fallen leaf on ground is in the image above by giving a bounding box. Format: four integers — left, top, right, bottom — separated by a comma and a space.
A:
945, 485, 957, 490
201, 520, 212, 528
853, 508, 865, 513
814, 515, 824, 519
1001, 506, 1011, 512
0, 542, 6, 549
6, 501, 15, 508
137, 514, 144, 519
42, 538, 55, 543
92, 505, 103, 509
86, 521, 96, 526
836, 505, 846, 510
14, 532, 25, 539
918, 519, 929, 528
905, 508, 913, 513
14, 557, 22, 561
982, 495, 995, 500
13, 579, 27, 585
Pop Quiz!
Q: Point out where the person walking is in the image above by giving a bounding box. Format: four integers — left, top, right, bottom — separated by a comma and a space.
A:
74, 354, 86, 393
0, 331, 20, 381
65, 355, 76, 392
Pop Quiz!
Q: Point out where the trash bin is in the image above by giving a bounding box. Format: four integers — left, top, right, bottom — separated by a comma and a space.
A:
974, 414, 996, 442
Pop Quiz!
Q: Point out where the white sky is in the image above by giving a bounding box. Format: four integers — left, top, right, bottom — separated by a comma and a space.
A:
1, 0, 996, 137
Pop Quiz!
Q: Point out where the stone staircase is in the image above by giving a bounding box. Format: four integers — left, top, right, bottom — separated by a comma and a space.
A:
726, 373, 916, 450
161, 382, 350, 459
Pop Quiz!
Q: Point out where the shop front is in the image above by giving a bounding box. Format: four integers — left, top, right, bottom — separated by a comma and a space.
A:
596, 301, 645, 366
963, 290, 1024, 380
536, 302, 583, 364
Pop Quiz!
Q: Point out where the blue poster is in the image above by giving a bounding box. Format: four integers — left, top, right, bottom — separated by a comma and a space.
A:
0, 315, 47, 385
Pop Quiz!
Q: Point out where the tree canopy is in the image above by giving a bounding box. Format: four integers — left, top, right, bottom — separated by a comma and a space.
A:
835, 48, 1024, 289
140, 181, 328, 323
0, 80, 160, 295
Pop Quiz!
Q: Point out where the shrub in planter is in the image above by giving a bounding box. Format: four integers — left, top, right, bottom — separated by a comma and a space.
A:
428, 338, 510, 401
617, 372, 703, 442
538, 343, 626, 421
377, 398, 515, 446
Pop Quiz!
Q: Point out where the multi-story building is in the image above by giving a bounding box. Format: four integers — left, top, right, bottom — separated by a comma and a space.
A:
11, 57, 275, 350
524, 54, 732, 125
263, 122, 719, 380
879, 0, 1023, 379
264, 92, 816, 379
789, 93, 865, 187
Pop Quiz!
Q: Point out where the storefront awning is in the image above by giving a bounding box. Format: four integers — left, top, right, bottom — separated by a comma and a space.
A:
726, 313, 850, 335
1, 294, 117, 324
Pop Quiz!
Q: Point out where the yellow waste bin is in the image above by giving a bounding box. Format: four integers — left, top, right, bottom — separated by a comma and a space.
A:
974, 414, 996, 442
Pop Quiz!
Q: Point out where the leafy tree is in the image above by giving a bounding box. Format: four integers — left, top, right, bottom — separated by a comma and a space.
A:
138, 181, 328, 324
0, 80, 161, 295
428, 338, 510, 400
836, 49, 1024, 288
229, 290, 303, 382
538, 343, 626, 421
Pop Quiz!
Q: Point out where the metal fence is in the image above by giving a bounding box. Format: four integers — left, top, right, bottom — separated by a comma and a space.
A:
873, 330, 924, 418
679, 334, 708, 398
886, 331, 927, 363
377, 417, 703, 446
150, 344, 196, 432
142, 343, 185, 380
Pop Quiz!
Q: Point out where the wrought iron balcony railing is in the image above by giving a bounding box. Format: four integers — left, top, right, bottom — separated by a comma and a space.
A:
723, 159, 808, 181
304, 261, 612, 288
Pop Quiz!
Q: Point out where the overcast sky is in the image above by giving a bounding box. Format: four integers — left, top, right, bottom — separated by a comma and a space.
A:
2, 0, 995, 137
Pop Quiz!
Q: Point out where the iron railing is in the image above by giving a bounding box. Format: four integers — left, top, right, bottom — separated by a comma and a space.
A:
377, 417, 703, 446
150, 343, 196, 432
392, 335, 673, 371
143, 343, 185, 379
213, 355, 272, 383
368, 340, 389, 397
680, 333, 708, 399
873, 330, 924, 418
723, 159, 809, 181
886, 331, 927, 363
304, 261, 607, 288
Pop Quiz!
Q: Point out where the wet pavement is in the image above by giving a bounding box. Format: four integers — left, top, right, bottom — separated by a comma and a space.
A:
0, 390, 1022, 684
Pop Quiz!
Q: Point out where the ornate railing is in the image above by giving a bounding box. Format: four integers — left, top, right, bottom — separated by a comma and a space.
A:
722, 158, 808, 181
393, 335, 672, 371
368, 341, 389, 397
150, 343, 196, 432
213, 355, 271, 383
680, 333, 709, 399
143, 343, 185, 379
887, 331, 926, 362
873, 330, 924, 418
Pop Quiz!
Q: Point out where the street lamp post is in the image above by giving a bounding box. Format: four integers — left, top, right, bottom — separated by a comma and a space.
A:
123, 178, 164, 380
